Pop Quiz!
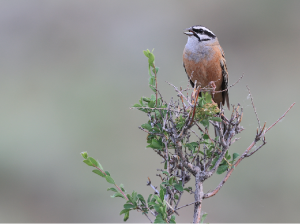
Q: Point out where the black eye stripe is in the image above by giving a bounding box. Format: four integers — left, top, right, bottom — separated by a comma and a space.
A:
192, 27, 216, 39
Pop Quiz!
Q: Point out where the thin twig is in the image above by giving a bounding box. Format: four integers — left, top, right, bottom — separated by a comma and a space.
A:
144, 211, 153, 223
166, 81, 193, 107
175, 201, 197, 211
265, 102, 295, 133
247, 85, 261, 130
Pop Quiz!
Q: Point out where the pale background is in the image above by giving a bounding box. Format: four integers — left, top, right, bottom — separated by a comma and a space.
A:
0, 0, 299, 222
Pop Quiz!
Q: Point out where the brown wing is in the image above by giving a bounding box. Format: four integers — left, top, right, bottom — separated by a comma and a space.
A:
220, 48, 230, 110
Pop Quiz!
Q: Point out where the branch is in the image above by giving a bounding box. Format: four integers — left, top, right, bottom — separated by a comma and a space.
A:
265, 102, 295, 133
203, 102, 295, 199
247, 85, 261, 129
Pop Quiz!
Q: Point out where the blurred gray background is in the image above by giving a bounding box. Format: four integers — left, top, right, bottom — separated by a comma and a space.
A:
0, 0, 299, 222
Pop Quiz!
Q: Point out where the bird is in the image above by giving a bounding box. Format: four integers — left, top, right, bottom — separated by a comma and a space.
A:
183, 25, 229, 110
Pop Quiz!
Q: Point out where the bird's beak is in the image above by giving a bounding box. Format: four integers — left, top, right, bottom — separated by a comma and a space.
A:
183, 28, 193, 36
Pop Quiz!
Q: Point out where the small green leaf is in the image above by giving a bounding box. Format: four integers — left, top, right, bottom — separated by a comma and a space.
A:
143, 49, 150, 57
149, 85, 156, 93
203, 134, 209, 139
88, 157, 99, 168
150, 139, 163, 149
111, 192, 125, 199
123, 211, 129, 222
168, 176, 175, 185
174, 194, 179, 200
148, 53, 155, 65
141, 123, 152, 131
210, 117, 222, 122
170, 215, 176, 223
83, 159, 93, 166
142, 97, 151, 102
148, 101, 155, 108
105, 175, 115, 184
132, 191, 138, 203
137, 194, 145, 203
204, 92, 212, 103
152, 67, 159, 74
159, 188, 165, 201
153, 195, 162, 204
174, 183, 184, 192
120, 208, 131, 215
184, 187, 192, 192
154, 214, 165, 223
105, 171, 110, 176
133, 103, 141, 107
232, 153, 239, 161
217, 164, 229, 174
80, 151, 88, 159
92, 169, 106, 177
107, 187, 117, 192
200, 119, 209, 128
124, 203, 136, 209
150, 94, 156, 101
119, 183, 126, 192
200, 213, 207, 223
147, 194, 153, 203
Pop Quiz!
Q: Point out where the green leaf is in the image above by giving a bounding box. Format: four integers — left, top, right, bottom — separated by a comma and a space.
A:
210, 117, 222, 122
148, 52, 155, 65
169, 215, 176, 224
204, 92, 212, 103
83, 159, 93, 166
120, 208, 131, 215
97, 160, 104, 171
147, 194, 153, 203
150, 94, 156, 101
168, 176, 175, 185
105, 175, 115, 184
124, 203, 136, 209
107, 187, 118, 192
92, 169, 106, 177
203, 134, 209, 139
132, 191, 138, 203
200, 119, 209, 128
80, 151, 88, 159
153, 195, 162, 204
150, 139, 163, 150
154, 214, 165, 223
200, 213, 207, 223
149, 85, 156, 93
111, 192, 125, 199
141, 123, 152, 131
184, 187, 192, 192
143, 49, 150, 57
133, 103, 141, 108
105, 171, 110, 176
88, 157, 99, 168
174, 194, 179, 200
185, 142, 199, 153
137, 194, 145, 203
148, 101, 155, 108
142, 97, 151, 102
153, 204, 162, 213
159, 188, 165, 201
232, 153, 239, 161
119, 183, 126, 192
174, 183, 183, 192
152, 67, 159, 74
217, 164, 229, 174
123, 211, 129, 222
